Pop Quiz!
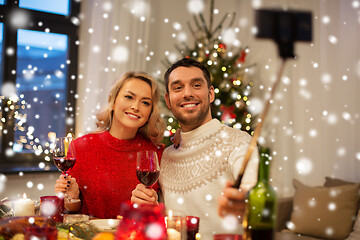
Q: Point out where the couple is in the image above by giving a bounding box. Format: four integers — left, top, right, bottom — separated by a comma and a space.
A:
55, 58, 258, 237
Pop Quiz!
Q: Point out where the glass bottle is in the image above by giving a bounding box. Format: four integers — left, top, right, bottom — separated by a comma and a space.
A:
243, 147, 277, 240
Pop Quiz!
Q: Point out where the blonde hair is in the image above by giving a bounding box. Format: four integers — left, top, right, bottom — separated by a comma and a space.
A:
95, 71, 165, 146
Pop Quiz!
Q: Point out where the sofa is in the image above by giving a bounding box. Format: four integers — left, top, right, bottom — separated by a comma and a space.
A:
275, 177, 360, 240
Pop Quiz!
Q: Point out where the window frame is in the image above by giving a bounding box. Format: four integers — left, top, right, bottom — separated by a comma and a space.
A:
0, 0, 80, 173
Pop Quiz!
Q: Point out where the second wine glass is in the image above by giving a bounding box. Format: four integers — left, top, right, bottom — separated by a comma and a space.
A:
136, 150, 160, 188
53, 136, 77, 202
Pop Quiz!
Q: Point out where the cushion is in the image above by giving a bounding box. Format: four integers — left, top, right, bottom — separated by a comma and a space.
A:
324, 177, 360, 210
345, 210, 360, 240
289, 179, 360, 240
324, 177, 355, 188
324, 177, 360, 240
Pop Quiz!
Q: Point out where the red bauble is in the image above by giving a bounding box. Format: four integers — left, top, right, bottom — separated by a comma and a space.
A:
220, 105, 237, 122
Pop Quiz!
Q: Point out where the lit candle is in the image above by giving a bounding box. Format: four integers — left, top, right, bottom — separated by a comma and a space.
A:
167, 228, 181, 240
13, 193, 35, 216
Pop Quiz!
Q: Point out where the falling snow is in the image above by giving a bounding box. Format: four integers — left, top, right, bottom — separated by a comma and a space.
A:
0, 174, 7, 193
222, 215, 239, 231
187, 0, 204, 14
248, 98, 264, 115
112, 45, 130, 62
0, 3, 359, 239
296, 158, 313, 175
146, 223, 163, 238
129, 0, 150, 18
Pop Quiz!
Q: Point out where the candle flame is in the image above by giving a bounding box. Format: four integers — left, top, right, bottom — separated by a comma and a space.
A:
48, 132, 56, 141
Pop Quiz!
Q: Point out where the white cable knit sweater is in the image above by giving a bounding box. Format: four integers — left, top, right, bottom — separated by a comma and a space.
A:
159, 119, 259, 239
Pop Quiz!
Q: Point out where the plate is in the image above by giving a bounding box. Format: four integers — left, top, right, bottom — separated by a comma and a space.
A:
90, 219, 120, 232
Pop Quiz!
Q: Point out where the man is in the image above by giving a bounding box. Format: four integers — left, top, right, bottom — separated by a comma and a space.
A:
132, 58, 258, 238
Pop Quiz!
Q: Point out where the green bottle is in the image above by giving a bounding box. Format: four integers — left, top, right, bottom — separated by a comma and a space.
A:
243, 147, 277, 240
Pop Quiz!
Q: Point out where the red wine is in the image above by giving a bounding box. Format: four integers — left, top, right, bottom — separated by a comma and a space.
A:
186, 230, 198, 240
245, 229, 274, 240
53, 157, 76, 172
136, 170, 160, 187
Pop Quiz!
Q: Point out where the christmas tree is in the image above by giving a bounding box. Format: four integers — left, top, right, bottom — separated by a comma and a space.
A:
161, 0, 257, 146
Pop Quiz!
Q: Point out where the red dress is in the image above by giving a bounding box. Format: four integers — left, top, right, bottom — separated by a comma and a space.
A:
69, 131, 164, 219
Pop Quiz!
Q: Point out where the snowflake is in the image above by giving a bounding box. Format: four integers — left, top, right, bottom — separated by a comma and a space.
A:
129, 0, 150, 18
296, 157, 313, 175
221, 214, 239, 231
10, 10, 29, 28
146, 223, 163, 239
27, 181, 34, 188
248, 98, 264, 115
1, 82, 17, 98
187, 0, 204, 14
221, 29, 237, 46
0, 174, 7, 193
112, 45, 129, 63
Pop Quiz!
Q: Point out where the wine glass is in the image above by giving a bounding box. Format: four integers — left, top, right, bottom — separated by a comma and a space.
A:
53, 136, 77, 202
136, 150, 160, 188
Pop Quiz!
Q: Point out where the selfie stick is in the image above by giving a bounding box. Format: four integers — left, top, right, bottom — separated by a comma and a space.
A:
232, 59, 286, 188
232, 8, 312, 189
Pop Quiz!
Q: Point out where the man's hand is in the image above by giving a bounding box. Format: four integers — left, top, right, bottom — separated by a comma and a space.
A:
131, 184, 158, 205
218, 181, 247, 219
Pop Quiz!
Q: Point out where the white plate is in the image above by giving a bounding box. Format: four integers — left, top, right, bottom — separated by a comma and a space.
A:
90, 219, 120, 232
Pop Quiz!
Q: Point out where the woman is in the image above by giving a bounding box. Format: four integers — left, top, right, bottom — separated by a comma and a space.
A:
54, 71, 165, 219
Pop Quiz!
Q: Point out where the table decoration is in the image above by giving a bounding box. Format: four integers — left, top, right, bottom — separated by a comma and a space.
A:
116, 202, 167, 240
57, 221, 99, 240
63, 214, 90, 224
167, 228, 181, 240
165, 210, 186, 240
0, 198, 12, 218
24, 226, 58, 240
186, 216, 200, 240
213, 234, 242, 240
0, 216, 55, 240
89, 219, 119, 233
40, 196, 64, 223
12, 194, 35, 217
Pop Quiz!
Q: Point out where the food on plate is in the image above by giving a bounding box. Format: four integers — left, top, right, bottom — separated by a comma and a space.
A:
92, 232, 115, 240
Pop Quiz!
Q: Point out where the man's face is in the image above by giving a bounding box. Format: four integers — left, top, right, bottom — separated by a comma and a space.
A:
165, 66, 214, 132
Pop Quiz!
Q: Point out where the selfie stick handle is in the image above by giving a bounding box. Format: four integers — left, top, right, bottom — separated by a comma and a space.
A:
233, 59, 286, 189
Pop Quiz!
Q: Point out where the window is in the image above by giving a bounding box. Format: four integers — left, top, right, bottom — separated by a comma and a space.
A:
0, 0, 80, 172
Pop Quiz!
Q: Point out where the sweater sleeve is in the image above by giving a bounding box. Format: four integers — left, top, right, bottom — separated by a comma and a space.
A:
228, 136, 259, 191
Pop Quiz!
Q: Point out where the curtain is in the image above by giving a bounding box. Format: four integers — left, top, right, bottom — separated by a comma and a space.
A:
76, 0, 151, 134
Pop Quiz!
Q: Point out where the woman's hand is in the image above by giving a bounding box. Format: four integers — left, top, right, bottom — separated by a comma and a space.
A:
131, 184, 158, 205
55, 174, 80, 200
218, 181, 247, 219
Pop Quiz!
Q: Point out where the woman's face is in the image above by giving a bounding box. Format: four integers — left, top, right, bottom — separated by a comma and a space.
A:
111, 78, 153, 135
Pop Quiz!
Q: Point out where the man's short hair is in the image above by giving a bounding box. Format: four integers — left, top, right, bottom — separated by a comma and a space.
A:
164, 58, 211, 93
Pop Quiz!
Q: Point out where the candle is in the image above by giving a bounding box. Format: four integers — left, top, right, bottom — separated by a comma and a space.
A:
167, 228, 181, 240
13, 193, 35, 216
